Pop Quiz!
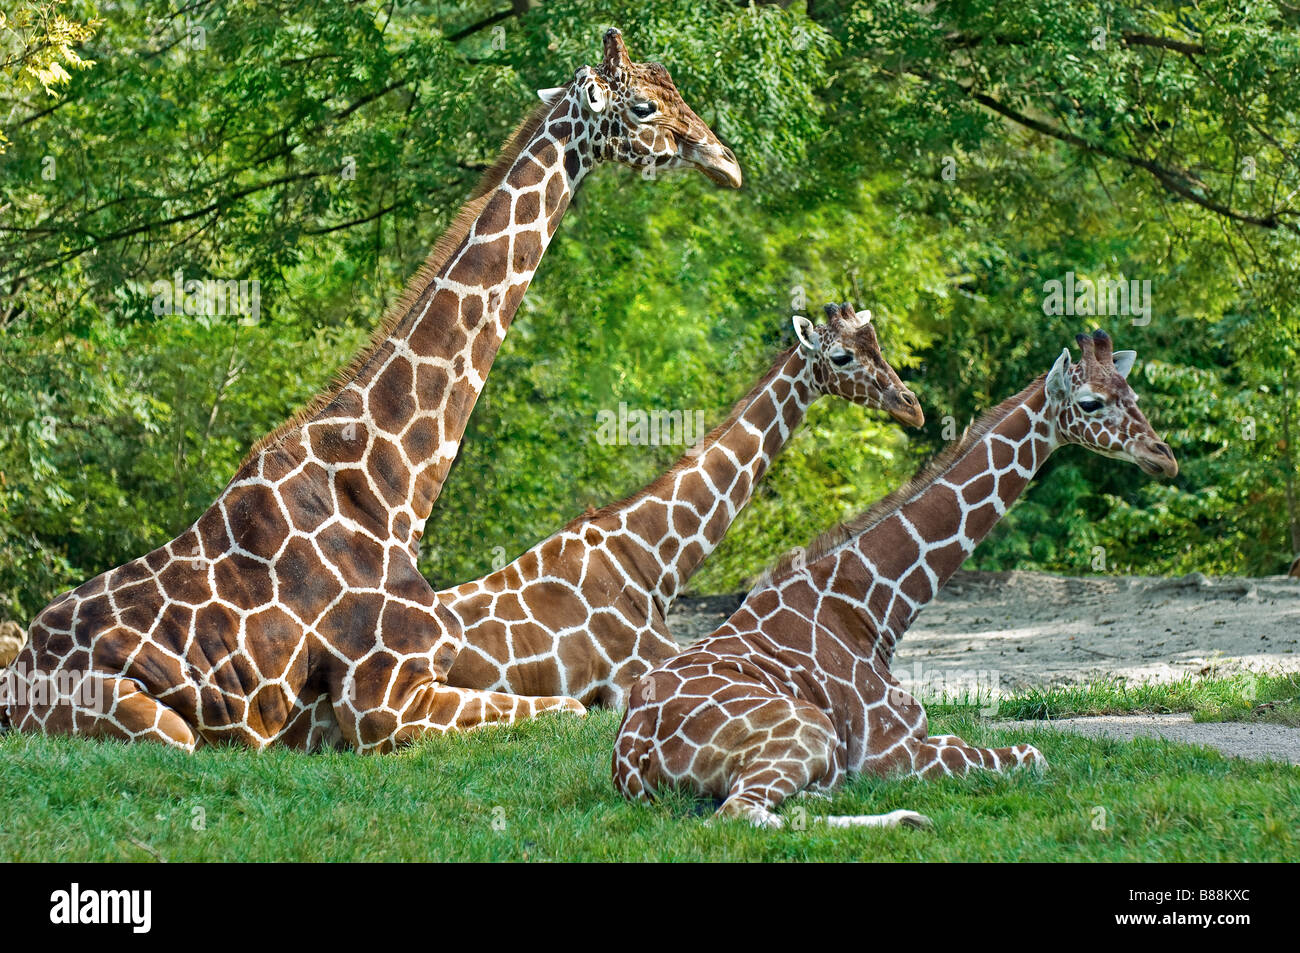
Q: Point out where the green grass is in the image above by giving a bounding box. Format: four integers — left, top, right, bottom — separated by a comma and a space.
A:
952, 670, 1300, 723
1195, 695, 1300, 727
2, 707, 1295, 861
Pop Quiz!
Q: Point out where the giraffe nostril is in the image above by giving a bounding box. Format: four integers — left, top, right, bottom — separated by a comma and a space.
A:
1154, 442, 1173, 458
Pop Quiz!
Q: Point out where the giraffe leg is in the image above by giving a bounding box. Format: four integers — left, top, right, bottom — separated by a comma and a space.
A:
338, 678, 586, 754
823, 810, 933, 829
802, 773, 933, 830
865, 678, 1044, 781
716, 729, 932, 831
903, 734, 1045, 780
714, 702, 843, 829
319, 584, 586, 752
28, 675, 199, 751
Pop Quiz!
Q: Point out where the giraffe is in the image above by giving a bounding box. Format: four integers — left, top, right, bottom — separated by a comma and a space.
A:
0, 29, 742, 754
437, 303, 924, 710
613, 329, 1179, 828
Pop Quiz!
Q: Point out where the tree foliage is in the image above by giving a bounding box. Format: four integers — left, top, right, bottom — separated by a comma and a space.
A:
1, 0, 1297, 622
0, 0, 99, 152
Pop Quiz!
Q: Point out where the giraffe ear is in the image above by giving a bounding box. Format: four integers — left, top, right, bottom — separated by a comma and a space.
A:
536, 87, 566, 106
1113, 350, 1136, 378
574, 67, 608, 114
1046, 347, 1073, 402
843, 304, 871, 328
792, 315, 821, 354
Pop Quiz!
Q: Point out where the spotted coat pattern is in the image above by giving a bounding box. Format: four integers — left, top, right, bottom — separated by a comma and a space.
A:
440, 304, 923, 709
1, 30, 742, 753
614, 331, 1178, 827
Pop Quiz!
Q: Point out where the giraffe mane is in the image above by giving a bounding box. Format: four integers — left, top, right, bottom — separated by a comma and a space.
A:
561, 345, 801, 532
240, 91, 569, 468
757, 373, 1050, 587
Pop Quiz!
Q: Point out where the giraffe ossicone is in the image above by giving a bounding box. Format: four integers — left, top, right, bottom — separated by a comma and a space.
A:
435, 302, 922, 710
1, 29, 741, 753
613, 328, 1178, 829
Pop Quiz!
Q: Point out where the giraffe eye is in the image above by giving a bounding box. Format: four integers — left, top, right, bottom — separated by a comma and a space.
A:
830, 351, 853, 367
631, 101, 657, 119
1078, 397, 1105, 413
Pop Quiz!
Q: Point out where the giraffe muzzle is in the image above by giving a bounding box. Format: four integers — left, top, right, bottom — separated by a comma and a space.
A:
1135, 439, 1179, 478
682, 141, 743, 188
886, 388, 925, 428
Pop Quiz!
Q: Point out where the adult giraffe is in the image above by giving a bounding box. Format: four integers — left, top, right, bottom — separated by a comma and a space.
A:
1, 30, 742, 753
614, 330, 1178, 828
441, 303, 923, 708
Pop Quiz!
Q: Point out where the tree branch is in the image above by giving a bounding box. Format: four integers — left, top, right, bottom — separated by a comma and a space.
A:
444, 8, 514, 44
966, 89, 1297, 232
303, 200, 403, 235
1119, 32, 1206, 56
4, 169, 337, 284
942, 30, 1206, 56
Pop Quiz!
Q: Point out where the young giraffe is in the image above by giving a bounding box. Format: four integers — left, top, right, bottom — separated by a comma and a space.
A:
614, 329, 1179, 828
438, 303, 923, 709
0, 30, 742, 753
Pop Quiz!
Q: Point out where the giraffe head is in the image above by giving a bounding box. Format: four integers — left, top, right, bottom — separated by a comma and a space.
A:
539, 29, 742, 188
1045, 329, 1178, 477
792, 303, 925, 428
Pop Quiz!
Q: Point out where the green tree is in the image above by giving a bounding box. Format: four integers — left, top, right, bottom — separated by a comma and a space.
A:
2, 1, 1298, 624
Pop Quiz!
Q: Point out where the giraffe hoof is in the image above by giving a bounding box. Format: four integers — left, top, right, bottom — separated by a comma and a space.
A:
892, 810, 933, 829
795, 788, 833, 802
824, 809, 933, 829
715, 800, 783, 829
1017, 744, 1047, 771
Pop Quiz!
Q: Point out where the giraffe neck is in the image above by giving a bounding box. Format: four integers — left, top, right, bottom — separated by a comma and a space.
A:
820, 378, 1055, 662
279, 93, 595, 550
617, 346, 818, 609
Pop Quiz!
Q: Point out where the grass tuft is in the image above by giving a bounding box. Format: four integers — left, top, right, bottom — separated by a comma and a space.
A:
928, 670, 1300, 722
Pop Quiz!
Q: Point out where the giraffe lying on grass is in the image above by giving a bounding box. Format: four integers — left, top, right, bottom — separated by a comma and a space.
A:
1, 30, 741, 753
440, 303, 923, 708
614, 330, 1178, 828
